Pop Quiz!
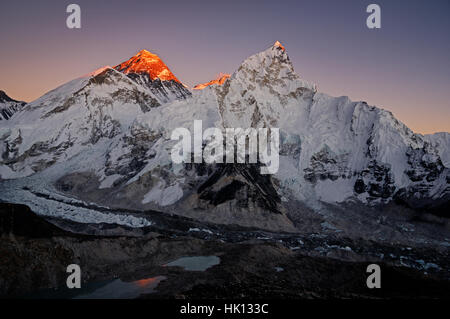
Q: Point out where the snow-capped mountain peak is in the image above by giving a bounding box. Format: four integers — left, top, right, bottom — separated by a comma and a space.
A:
115, 49, 181, 83
114, 49, 191, 103
193, 73, 230, 90
273, 40, 286, 51
215, 41, 317, 128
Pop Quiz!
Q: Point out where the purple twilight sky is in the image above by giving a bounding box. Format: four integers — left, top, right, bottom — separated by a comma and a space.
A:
0, 0, 449, 134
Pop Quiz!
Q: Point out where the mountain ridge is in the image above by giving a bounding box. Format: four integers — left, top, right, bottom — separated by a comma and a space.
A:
0, 41, 448, 231
114, 49, 191, 103
193, 73, 231, 90
0, 90, 26, 121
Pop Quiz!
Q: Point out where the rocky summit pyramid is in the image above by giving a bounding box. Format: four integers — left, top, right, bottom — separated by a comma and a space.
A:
114, 49, 191, 103
0, 41, 449, 234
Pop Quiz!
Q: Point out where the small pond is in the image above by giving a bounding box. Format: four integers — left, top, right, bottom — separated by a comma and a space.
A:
165, 256, 221, 271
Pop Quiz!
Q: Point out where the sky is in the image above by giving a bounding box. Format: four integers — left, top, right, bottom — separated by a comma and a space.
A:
0, 0, 448, 134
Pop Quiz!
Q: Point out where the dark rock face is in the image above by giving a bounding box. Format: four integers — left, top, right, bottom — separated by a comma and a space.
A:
392, 146, 450, 215
196, 163, 282, 214
394, 188, 450, 217
104, 124, 162, 179
124, 73, 191, 103
405, 146, 444, 183
2, 138, 73, 174
354, 161, 396, 199
0, 203, 69, 238
0, 90, 26, 120
304, 146, 351, 183
0, 90, 18, 103
354, 179, 366, 194
1, 104, 24, 120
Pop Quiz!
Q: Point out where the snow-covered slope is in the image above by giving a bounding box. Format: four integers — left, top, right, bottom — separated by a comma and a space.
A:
0, 41, 448, 228
0, 90, 26, 121
0, 67, 160, 178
